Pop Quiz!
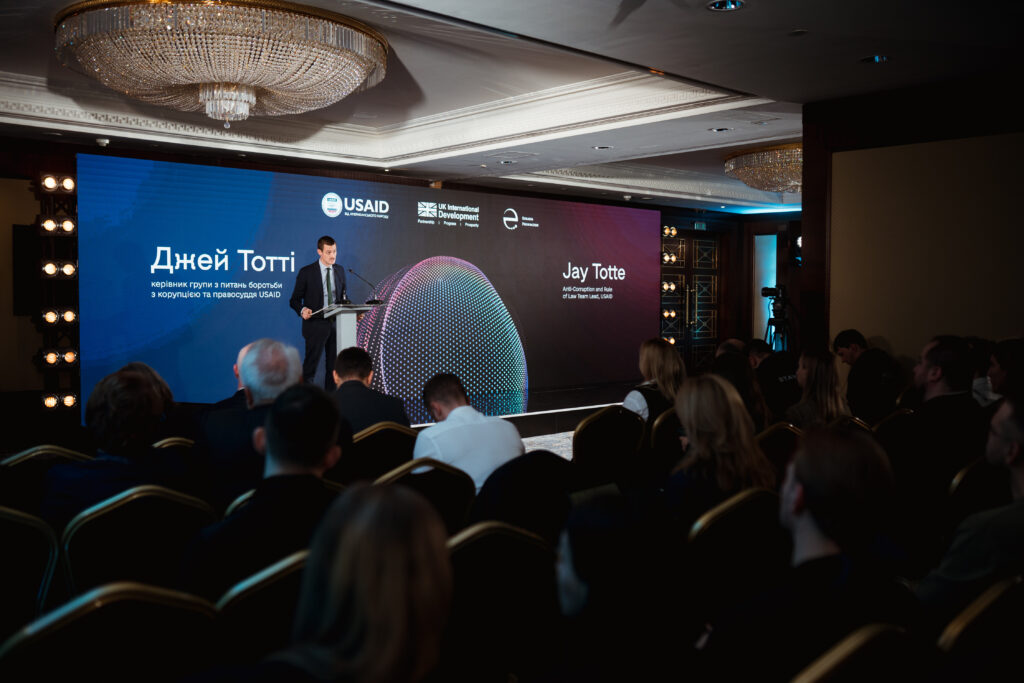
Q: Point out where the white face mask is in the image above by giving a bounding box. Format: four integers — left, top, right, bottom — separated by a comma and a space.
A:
556, 531, 589, 617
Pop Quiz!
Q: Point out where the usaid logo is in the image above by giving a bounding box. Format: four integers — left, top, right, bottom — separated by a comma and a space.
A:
502, 208, 519, 230
322, 192, 342, 218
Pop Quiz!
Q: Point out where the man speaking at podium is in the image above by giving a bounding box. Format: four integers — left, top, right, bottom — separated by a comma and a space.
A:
289, 235, 348, 390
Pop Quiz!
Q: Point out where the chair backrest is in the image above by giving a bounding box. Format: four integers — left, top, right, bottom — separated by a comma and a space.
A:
872, 408, 915, 442
216, 550, 308, 665
325, 421, 417, 485
0, 581, 217, 681
445, 522, 558, 679
0, 506, 59, 640
0, 446, 93, 514
375, 458, 476, 534
937, 575, 1024, 680
756, 422, 802, 483
62, 485, 217, 595
571, 405, 645, 489
647, 407, 685, 479
152, 437, 195, 449
223, 488, 255, 518
687, 488, 791, 618
829, 415, 874, 435
792, 624, 918, 683
945, 458, 1012, 534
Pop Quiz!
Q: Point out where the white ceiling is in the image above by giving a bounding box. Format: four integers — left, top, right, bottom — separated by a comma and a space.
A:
1, 0, 1020, 213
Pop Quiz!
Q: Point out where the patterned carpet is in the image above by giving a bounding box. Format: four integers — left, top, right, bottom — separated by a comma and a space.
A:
522, 431, 573, 460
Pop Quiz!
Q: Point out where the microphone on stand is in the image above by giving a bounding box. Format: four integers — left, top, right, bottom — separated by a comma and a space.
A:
347, 268, 384, 305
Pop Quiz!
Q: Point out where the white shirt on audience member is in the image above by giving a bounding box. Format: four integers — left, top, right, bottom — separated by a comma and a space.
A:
413, 405, 524, 491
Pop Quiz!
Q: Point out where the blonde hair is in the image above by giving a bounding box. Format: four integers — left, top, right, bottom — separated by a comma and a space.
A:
285, 485, 453, 683
673, 374, 775, 491
639, 338, 687, 401
799, 350, 850, 426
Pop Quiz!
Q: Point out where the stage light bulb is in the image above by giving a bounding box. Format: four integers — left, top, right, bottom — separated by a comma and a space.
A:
62, 263, 76, 276
666, 337, 676, 345
670, 254, 677, 263
61, 177, 76, 192
42, 262, 58, 276
662, 253, 670, 263
662, 282, 669, 291
61, 219, 75, 232
670, 227, 677, 236
670, 310, 677, 318
44, 351, 59, 365
42, 175, 58, 190
669, 282, 676, 292
663, 226, 670, 236
43, 310, 58, 324
42, 219, 57, 231
43, 395, 59, 409
63, 310, 77, 323
62, 394, 77, 407
662, 310, 670, 318
63, 350, 78, 364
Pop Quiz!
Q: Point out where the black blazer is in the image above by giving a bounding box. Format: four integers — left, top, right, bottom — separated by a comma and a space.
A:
289, 260, 347, 320
334, 380, 410, 434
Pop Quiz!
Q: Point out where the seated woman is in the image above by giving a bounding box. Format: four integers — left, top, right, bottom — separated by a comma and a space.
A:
623, 338, 687, 421
665, 374, 776, 533
710, 351, 769, 433
260, 484, 452, 683
785, 349, 850, 429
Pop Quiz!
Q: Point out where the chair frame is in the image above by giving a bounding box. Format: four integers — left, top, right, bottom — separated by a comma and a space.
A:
1, 445, 92, 467
374, 457, 473, 486
447, 520, 550, 553
688, 487, 776, 543
0, 506, 59, 615
872, 408, 914, 434
152, 437, 194, 449
756, 421, 802, 443
215, 549, 309, 610
571, 405, 645, 462
791, 623, 908, 683
937, 575, 1022, 652
649, 407, 678, 449
223, 489, 255, 518
353, 421, 418, 442
61, 485, 216, 594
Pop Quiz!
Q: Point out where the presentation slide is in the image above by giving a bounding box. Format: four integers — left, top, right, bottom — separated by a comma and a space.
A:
77, 154, 660, 421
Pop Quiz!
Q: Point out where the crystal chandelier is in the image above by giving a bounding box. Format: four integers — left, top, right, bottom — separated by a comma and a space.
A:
723, 143, 802, 193
55, 0, 388, 128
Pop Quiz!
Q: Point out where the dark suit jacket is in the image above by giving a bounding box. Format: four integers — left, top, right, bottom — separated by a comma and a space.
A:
180, 474, 338, 601
289, 260, 347, 320
333, 380, 410, 434
195, 402, 272, 511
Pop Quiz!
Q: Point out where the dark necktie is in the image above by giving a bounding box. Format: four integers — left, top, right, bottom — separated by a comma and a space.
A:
325, 268, 333, 305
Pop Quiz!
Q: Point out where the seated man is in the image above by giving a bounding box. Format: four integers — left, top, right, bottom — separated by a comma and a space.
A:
196, 338, 303, 510
700, 428, 916, 681
180, 384, 348, 601
916, 399, 1024, 625
413, 373, 524, 491
332, 346, 410, 434
832, 328, 901, 425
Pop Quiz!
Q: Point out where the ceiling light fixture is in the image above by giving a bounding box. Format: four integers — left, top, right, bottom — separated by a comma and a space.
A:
724, 143, 803, 193
709, 127, 732, 133
55, 0, 388, 128
861, 55, 890, 64
592, 145, 613, 150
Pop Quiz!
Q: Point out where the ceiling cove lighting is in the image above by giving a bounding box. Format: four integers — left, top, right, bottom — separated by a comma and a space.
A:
724, 143, 803, 193
55, 0, 389, 128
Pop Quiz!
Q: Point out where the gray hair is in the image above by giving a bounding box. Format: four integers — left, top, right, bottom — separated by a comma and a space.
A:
238, 338, 302, 405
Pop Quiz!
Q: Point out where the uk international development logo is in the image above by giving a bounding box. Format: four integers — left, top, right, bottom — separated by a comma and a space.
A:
418, 202, 438, 218
322, 192, 342, 218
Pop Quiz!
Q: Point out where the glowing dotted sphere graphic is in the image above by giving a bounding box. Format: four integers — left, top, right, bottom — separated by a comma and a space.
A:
358, 256, 528, 424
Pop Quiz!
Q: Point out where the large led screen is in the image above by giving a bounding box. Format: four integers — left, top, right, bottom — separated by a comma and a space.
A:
77, 154, 660, 421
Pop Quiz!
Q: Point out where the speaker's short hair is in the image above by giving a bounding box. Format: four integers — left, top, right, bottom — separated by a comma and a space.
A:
317, 235, 336, 251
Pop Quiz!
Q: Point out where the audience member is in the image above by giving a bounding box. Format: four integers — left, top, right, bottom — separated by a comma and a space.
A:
331, 346, 409, 433
196, 338, 302, 509
266, 485, 452, 683
755, 348, 802, 424
180, 384, 348, 601
119, 360, 198, 440
747, 339, 773, 369
832, 328, 901, 424
711, 350, 768, 432
916, 399, 1024, 625
664, 374, 775, 533
716, 338, 746, 357
623, 338, 686, 421
413, 373, 524, 491
41, 368, 193, 530
785, 349, 849, 430
965, 336, 1000, 408
700, 428, 916, 681
990, 338, 1024, 401
210, 342, 253, 410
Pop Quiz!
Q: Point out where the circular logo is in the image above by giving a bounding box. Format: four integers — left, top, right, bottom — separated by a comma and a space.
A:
502, 208, 519, 230
322, 192, 342, 218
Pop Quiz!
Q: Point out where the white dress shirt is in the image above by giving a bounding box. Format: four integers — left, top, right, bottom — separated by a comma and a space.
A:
319, 262, 335, 309
413, 405, 524, 491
